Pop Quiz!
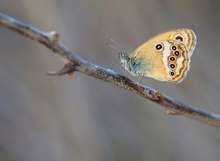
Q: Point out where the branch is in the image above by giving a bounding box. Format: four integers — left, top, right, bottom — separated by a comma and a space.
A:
0, 13, 220, 127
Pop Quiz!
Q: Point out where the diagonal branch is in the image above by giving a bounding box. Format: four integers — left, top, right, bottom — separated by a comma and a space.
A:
0, 13, 220, 127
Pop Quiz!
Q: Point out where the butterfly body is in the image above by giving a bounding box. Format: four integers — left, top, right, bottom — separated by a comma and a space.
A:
119, 28, 196, 83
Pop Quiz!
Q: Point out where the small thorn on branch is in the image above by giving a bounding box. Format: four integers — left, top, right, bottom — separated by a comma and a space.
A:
47, 63, 75, 76
48, 31, 60, 42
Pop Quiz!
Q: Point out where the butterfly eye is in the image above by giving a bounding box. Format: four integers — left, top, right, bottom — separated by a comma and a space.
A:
175, 35, 183, 42
170, 71, 175, 76
155, 43, 163, 51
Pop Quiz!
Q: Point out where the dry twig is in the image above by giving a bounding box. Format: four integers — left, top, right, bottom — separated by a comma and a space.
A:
0, 13, 220, 127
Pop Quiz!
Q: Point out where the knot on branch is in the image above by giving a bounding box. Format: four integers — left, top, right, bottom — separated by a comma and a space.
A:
151, 91, 163, 101
48, 31, 60, 43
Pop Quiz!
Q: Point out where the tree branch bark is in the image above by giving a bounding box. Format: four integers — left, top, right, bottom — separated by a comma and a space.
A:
0, 13, 219, 127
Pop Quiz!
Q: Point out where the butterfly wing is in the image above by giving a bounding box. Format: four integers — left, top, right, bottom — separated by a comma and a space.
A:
169, 28, 196, 58
130, 28, 196, 82
159, 39, 190, 83
132, 28, 196, 57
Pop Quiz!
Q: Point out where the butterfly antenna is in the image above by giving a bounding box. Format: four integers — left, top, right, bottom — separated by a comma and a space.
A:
106, 39, 128, 76
106, 38, 126, 53
106, 43, 121, 52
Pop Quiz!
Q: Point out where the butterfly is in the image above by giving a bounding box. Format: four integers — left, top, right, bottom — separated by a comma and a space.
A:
118, 28, 197, 83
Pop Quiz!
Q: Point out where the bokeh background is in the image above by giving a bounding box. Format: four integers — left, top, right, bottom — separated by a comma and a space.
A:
0, 0, 220, 161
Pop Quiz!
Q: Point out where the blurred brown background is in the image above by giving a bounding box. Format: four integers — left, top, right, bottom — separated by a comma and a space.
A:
0, 0, 220, 161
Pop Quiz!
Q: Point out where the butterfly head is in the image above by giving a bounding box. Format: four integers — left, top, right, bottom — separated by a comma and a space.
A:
118, 51, 133, 75
118, 51, 128, 66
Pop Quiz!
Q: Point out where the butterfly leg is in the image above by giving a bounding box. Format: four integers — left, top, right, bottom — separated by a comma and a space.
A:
138, 73, 144, 85
136, 73, 145, 93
